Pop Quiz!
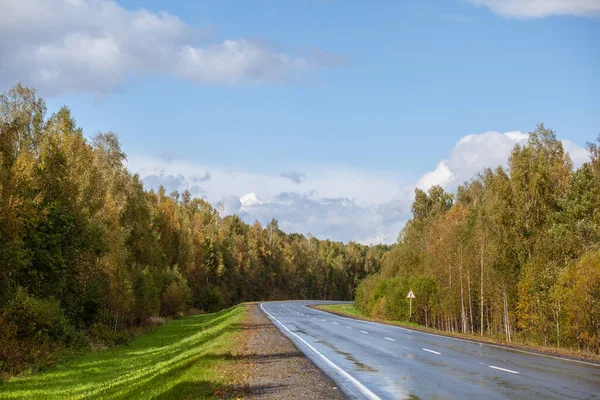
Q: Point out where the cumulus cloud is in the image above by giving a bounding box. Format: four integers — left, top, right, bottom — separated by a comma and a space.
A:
127, 131, 588, 244
0, 0, 345, 95
416, 131, 528, 190
466, 0, 600, 18
416, 131, 589, 191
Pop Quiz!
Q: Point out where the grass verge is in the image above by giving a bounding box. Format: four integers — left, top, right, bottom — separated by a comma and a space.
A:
0, 305, 252, 399
314, 303, 600, 364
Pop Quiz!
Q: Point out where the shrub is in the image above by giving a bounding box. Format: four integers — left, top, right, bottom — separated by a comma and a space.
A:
89, 323, 132, 346
0, 288, 76, 374
133, 266, 160, 323
0, 288, 75, 344
160, 267, 191, 317
559, 251, 600, 353
199, 287, 224, 313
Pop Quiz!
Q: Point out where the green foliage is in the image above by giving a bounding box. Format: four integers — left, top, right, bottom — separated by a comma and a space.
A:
160, 268, 191, 317
198, 287, 225, 313
88, 323, 132, 346
132, 266, 160, 323
0, 84, 391, 373
356, 125, 600, 353
0, 289, 79, 374
1, 288, 75, 345
558, 251, 600, 352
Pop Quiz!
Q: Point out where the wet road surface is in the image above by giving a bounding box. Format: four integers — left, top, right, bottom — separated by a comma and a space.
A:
260, 301, 600, 400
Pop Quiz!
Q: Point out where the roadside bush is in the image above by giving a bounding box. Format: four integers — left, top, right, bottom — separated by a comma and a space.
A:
199, 287, 224, 313
354, 274, 379, 315
160, 267, 191, 317
558, 251, 600, 353
1, 288, 75, 344
408, 275, 439, 327
133, 265, 160, 323
89, 323, 132, 346
0, 288, 76, 374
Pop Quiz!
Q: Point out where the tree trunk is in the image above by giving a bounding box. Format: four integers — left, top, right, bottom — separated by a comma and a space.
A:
480, 238, 484, 336
468, 268, 474, 334
503, 285, 511, 342
555, 298, 560, 348
460, 249, 467, 334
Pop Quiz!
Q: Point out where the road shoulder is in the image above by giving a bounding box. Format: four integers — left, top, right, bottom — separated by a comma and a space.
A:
235, 303, 345, 399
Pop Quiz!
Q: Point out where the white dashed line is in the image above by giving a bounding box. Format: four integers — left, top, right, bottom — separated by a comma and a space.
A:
347, 326, 353, 329
384, 337, 395, 342
321, 319, 327, 322
360, 330, 369, 334
422, 348, 441, 355
333, 322, 339, 325
489, 365, 519, 374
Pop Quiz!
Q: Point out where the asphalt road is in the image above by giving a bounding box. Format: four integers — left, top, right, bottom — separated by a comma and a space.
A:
260, 301, 600, 400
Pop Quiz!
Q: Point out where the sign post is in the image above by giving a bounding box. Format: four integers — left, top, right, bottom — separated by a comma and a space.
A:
406, 290, 415, 318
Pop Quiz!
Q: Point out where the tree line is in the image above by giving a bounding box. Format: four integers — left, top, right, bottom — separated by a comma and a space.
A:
0, 85, 389, 373
356, 125, 600, 354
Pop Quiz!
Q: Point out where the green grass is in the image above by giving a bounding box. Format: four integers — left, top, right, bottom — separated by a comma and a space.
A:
316, 303, 450, 329
0, 305, 247, 399
316, 303, 363, 317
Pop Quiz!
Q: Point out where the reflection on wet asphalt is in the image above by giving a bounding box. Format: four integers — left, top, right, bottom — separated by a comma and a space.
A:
262, 301, 600, 400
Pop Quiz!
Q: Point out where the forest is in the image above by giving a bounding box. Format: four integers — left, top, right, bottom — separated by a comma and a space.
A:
356, 125, 600, 354
2, 83, 599, 377
0, 85, 389, 373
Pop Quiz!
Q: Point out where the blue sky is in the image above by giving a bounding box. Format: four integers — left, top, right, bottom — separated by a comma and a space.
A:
1, 0, 599, 243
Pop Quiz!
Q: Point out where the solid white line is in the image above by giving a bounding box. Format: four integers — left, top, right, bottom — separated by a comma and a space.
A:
360, 330, 369, 334
422, 348, 441, 355
489, 365, 519, 374
384, 337, 395, 342
260, 303, 381, 400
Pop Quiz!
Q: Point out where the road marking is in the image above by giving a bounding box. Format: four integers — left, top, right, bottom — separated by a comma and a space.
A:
260, 303, 381, 400
333, 321, 339, 324
321, 319, 327, 322
489, 365, 519, 374
308, 303, 600, 369
384, 337, 395, 342
347, 326, 353, 329
360, 330, 369, 334
422, 348, 441, 355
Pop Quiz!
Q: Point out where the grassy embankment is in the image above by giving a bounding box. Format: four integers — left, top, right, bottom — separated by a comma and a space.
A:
0, 305, 251, 399
315, 303, 600, 364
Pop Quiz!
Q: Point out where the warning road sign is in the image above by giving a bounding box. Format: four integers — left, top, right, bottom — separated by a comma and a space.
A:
406, 290, 415, 299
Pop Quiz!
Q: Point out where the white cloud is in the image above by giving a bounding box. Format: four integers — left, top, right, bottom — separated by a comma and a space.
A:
0, 0, 344, 95
416, 131, 528, 190
127, 131, 588, 245
562, 139, 590, 167
416, 131, 588, 191
128, 156, 408, 244
466, 0, 600, 18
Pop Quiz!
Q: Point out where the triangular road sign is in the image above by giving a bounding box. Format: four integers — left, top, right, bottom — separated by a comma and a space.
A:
406, 290, 415, 299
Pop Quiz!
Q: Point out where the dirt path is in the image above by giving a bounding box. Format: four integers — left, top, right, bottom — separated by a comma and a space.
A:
236, 304, 345, 399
